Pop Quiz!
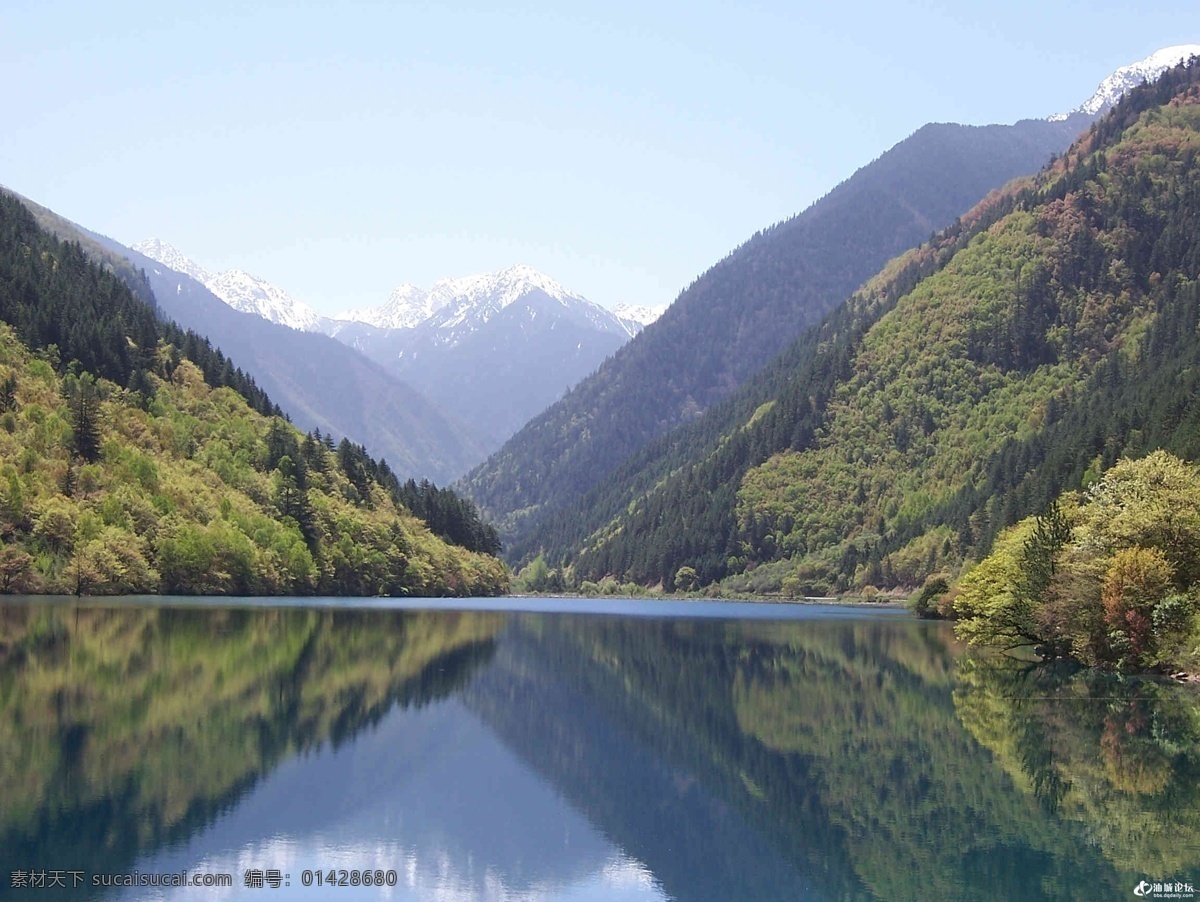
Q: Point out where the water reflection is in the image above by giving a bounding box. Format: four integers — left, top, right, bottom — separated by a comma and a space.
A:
1, 600, 1195, 900
0, 604, 501, 899
955, 657, 1200, 877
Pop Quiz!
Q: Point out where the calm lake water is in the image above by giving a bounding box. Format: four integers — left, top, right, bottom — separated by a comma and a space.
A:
1, 597, 1197, 901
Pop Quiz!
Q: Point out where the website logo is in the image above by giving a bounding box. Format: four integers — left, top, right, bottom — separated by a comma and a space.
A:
1134, 880, 1195, 899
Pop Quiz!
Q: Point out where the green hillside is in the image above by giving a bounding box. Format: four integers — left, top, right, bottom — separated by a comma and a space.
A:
461, 111, 1090, 548
0, 193, 507, 596
535, 61, 1200, 598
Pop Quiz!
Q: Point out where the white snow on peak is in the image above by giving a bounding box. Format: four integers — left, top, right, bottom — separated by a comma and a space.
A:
134, 239, 327, 332
1049, 45, 1200, 121
133, 241, 651, 347
332, 263, 640, 340
206, 268, 328, 332
132, 239, 212, 284
613, 302, 668, 330
334, 283, 446, 330
428, 264, 577, 317
428, 264, 585, 332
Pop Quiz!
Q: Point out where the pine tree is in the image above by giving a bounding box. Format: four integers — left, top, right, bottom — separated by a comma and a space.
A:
65, 374, 101, 463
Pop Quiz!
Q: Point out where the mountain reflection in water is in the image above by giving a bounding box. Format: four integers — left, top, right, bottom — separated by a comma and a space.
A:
0, 599, 1195, 901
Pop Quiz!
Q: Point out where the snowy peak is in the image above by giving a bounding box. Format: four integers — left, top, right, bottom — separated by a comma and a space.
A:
132, 239, 212, 284
134, 239, 327, 332
421, 265, 631, 345
614, 302, 668, 331
206, 268, 328, 332
1050, 45, 1200, 121
426, 264, 580, 317
335, 284, 447, 330
331, 264, 636, 342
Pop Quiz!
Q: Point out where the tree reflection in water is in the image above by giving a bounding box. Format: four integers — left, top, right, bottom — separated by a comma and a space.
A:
955, 656, 1200, 876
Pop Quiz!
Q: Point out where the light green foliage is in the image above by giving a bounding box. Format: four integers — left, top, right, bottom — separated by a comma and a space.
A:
513, 553, 565, 593
953, 519, 1037, 648
955, 452, 1200, 671
0, 325, 507, 597
71, 526, 159, 594
674, 566, 698, 592
1074, 450, 1200, 585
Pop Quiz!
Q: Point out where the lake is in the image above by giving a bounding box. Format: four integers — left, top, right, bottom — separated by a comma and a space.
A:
1, 597, 1197, 900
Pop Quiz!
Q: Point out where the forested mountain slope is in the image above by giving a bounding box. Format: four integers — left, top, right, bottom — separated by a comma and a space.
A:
0, 193, 506, 595
103, 237, 490, 483
544, 61, 1200, 595
3, 192, 487, 483
462, 111, 1093, 542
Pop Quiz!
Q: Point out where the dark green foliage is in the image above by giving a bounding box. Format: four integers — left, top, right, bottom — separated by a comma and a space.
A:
327, 436, 501, 556
0, 191, 278, 418
0, 373, 16, 412
1016, 500, 1073, 613
63, 373, 102, 463
394, 477, 502, 557
912, 577, 950, 618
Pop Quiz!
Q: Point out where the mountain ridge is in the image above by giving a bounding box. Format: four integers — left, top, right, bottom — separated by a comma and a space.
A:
462, 47, 1197, 554
133, 239, 328, 332
131, 243, 663, 338
461, 112, 1097, 547
542, 58, 1200, 596
129, 243, 654, 451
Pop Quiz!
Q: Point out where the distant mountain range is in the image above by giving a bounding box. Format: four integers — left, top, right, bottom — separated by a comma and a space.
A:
330, 263, 665, 338
132, 244, 664, 450
132, 238, 329, 332
132, 240, 664, 341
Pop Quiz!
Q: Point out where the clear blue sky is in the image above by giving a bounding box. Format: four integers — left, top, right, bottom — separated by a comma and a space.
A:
1, 1, 1196, 313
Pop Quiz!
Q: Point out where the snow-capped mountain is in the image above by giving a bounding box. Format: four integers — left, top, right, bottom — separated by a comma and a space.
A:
613, 302, 667, 333
133, 240, 328, 333
334, 284, 442, 331
134, 238, 213, 284
333, 264, 637, 342
1050, 44, 1200, 121
204, 268, 329, 332
321, 265, 645, 449
413, 264, 632, 347
127, 243, 658, 451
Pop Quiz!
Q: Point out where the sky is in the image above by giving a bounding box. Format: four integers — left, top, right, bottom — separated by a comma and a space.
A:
1, 1, 1197, 314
